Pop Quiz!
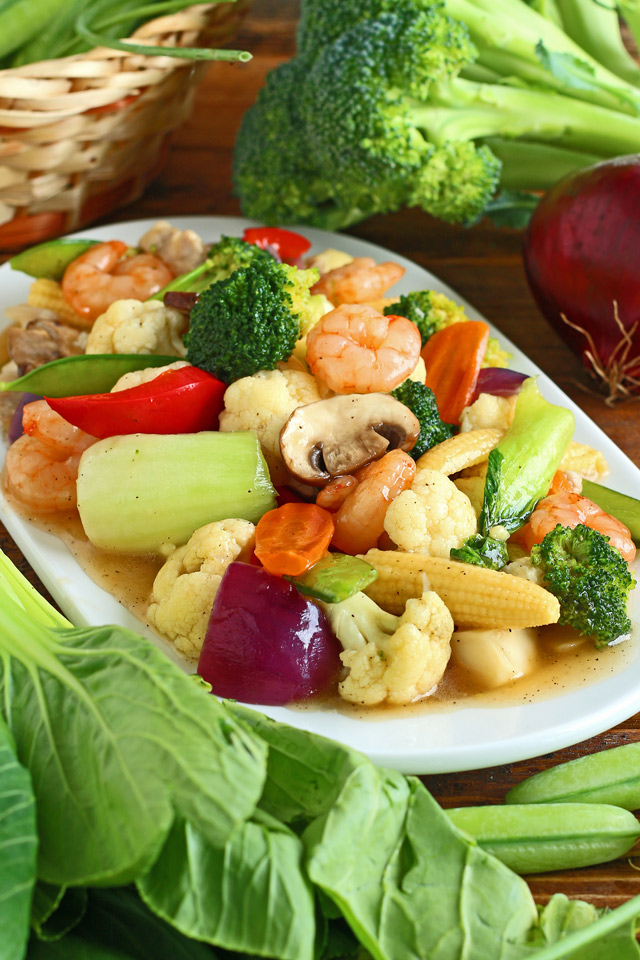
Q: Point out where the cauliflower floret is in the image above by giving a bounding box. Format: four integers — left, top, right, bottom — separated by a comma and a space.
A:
111, 360, 190, 392
219, 368, 324, 480
138, 220, 207, 276
505, 556, 545, 586
384, 467, 477, 556
323, 590, 454, 706
147, 519, 255, 659
453, 475, 485, 517
460, 392, 517, 433
85, 300, 188, 356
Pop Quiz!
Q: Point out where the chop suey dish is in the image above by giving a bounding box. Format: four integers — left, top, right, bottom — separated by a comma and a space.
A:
0, 221, 637, 710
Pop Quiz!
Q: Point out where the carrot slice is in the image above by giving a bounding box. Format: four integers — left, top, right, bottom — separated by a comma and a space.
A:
548, 469, 573, 495
255, 503, 335, 577
421, 320, 490, 424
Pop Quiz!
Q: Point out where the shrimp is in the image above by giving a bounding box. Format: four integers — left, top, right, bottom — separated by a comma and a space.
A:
524, 491, 636, 563
4, 400, 96, 513
332, 449, 416, 555
310, 256, 405, 306
306, 304, 421, 394
61, 240, 174, 322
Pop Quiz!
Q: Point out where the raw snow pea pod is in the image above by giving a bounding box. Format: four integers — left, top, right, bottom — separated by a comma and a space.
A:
0, 354, 181, 397
506, 742, 640, 810
445, 802, 640, 874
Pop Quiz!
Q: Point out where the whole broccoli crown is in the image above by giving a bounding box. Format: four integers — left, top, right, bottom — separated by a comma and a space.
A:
184, 258, 303, 383
207, 236, 272, 280
391, 379, 455, 459
530, 523, 636, 646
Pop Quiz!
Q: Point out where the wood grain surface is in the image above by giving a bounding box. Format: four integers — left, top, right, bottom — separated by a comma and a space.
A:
2, 0, 640, 912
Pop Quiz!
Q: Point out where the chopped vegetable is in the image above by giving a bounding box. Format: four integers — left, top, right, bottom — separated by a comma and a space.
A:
422, 320, 490, 424
184, 258, 323, 383
9, 238, 99, 280
0, 353, 181, 396
582, 479, 640, 545
255, 503, 335, 577
198, 562, 341, 704
46, 365, 226, 438
286, 553, 378, 604
243, 226, 311, 264
150, 235, 274, 301
77, 431, 276, 552
390, 379, 456, 459
530, 522, 636, 645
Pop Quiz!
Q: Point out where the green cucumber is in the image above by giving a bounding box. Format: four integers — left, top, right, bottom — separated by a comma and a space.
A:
446, 802, 640, 874
0, 354, 181, 397
77, 432, 276, 552
582, 480, 640, 546
506, 742, 640, 810
287, 553, 378, 603
10, 238, 100, 280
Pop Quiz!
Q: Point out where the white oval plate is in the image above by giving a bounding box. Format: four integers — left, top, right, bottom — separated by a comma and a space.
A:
1, 215, 638, 774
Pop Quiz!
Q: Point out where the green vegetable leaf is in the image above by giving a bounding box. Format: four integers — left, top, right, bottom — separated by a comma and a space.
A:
482, 190, 539, 230
138, 810, 316, 960
522, 892, 640, 958
26, 887, 217, 960
305, 770, 538, 960
31, 884, 87, 942
0, 599, 266, 886
0, 717, 37, 960
450, 533, 509, 569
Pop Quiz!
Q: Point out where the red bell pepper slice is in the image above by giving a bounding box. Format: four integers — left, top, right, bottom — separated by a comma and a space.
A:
45, 366, 226, 439
242, 227, 311, 265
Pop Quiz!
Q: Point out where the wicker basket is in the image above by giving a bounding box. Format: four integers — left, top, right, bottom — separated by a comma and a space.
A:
0, 1, 251, 251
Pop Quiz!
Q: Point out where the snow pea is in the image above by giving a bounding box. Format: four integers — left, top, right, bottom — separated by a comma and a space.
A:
10, 238, 99, 280
506, 742, 640, 810
0, 354, 181, 398
446, 802, 640, 874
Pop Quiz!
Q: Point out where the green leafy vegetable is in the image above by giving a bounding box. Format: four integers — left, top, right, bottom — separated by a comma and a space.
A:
0, 717, 37, 960
31, 884, 87, 943
138, 811, 316, 960
0, 550, 267, 887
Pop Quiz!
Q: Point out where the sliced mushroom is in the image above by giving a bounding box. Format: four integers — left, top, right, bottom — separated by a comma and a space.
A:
280, 393, 420, 485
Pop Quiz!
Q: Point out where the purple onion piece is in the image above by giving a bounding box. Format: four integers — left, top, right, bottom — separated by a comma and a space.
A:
8, 393, 41, 444
472, 368, 528, 403
198, 562, 341, 705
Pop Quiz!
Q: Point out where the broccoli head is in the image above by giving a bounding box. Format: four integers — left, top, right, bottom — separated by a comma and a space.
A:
391, 379, 455, 459
184, 258, 319, 383
530, 523, 636, 646
206, 236, 273, 278
384, 289, 468, 346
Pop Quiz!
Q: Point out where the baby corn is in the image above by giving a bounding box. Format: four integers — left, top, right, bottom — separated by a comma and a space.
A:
27, 279, 90, 330
362, 549, 560, 629
416, 428, 504, 475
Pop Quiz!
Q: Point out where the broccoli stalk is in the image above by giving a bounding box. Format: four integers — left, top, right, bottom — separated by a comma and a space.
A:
530, 524, 636, 646
451, 378, 574, 569
184, 258, 321, 383
235, 3, 640, 230
391, 380, 455, 459
553, 0, 640, 88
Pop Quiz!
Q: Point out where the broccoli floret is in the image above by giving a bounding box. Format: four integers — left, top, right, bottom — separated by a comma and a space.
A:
153, 236, 273, 301
384, 290, 467, 346
184, 259, 319, 383
391, 380, 455, 459
235, 1, 640, 231
530, 523, 636, 646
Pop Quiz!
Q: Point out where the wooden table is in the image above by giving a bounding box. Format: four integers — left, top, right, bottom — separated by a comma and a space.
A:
2, 0, 640, 913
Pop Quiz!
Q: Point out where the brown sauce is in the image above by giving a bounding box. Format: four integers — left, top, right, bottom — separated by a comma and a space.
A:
6, 491, 638, 718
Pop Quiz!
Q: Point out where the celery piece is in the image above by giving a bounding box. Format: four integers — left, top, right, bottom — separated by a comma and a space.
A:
287, 554, 378, 604
77, 431, 276, 552
479, 377, 575, 534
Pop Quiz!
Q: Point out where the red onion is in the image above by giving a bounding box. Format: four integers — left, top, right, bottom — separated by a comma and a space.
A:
8, 393, 41, 444
198, 562, 341, 705
472, 368, 527, 402
523, 155, 640, 401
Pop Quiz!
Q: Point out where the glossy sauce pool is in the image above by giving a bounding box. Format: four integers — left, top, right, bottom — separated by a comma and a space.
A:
5, 492, 638, 718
